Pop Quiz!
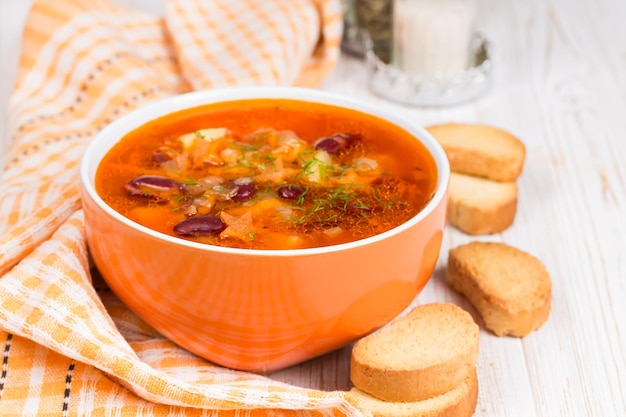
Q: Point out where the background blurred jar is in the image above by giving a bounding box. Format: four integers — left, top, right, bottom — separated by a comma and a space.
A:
392, 0, 477, 75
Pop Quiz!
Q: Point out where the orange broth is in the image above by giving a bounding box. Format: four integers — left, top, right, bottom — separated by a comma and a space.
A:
95, 99, 438, 249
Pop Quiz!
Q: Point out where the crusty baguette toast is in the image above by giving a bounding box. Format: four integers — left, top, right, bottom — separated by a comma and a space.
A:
447, 242, 551, 337
447, 172, 518, 235
426, 123, 526, 182
349, 368, 478, 417
350, 303, 479, 402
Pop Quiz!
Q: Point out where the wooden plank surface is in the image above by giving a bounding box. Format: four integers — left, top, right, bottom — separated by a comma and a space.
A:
1, 0, 624, 416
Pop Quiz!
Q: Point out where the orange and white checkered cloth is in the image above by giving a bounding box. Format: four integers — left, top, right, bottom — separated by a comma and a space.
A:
0, 0, 371, 415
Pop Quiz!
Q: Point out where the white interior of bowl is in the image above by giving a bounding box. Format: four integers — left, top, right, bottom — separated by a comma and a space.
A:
80, 87, 450, 257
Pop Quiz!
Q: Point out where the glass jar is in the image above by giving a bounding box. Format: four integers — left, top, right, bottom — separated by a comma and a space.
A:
365, 0, 492, 107
391, 0, 477, 75
342, 0, 393, 62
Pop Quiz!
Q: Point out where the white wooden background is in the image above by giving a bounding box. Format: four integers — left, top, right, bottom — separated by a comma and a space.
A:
1, 0, 625, 416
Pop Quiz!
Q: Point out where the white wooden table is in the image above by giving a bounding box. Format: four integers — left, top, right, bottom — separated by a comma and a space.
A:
1, 0, 625, 416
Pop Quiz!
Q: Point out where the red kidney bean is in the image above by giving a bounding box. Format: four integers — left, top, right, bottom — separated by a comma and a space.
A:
232, 183, 256, 201
152, 149, 172, 164
173, 215, 226, 236
314, 133, 362, 154
277, 185, 305, 200
314, 137, 341, 154
124, 175, 186, 202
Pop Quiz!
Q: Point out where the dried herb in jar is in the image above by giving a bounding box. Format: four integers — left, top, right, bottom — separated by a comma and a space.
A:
343, 0, 393, 62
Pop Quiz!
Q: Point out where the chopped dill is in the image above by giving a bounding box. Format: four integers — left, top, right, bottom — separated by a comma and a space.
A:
213, 185, 229, 194
337, 164, 352, 178
251, 153, 277, 172
300, 158, 317, 176
295, 186, 310, 205
242, 144, 260, 152
237, 159, 253, 168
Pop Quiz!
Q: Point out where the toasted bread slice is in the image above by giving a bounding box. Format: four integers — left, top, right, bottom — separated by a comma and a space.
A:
349, 368, 478, 417
447, 172, 517, 235
447, 242, 551, 337
350, 303, 479, 402
427, 123, 525, 182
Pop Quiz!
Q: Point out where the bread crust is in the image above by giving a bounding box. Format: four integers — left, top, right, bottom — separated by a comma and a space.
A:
350, 303, 479, 402
446, 173, 517, 235
447, 242, 552, 337
426, 123, 526, 182
348, 368, 479, 417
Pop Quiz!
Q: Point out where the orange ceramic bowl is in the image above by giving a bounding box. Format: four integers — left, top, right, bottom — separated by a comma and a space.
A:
80, 87, 449, 373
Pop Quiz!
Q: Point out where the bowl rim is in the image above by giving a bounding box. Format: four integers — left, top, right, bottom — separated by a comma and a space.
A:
80, 86, 450, 257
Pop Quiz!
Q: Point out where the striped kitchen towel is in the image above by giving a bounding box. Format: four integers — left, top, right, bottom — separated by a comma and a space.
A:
0, 0, 370, 415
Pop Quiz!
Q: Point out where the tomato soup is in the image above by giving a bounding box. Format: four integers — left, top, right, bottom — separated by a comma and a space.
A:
95, 99, 438, 249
